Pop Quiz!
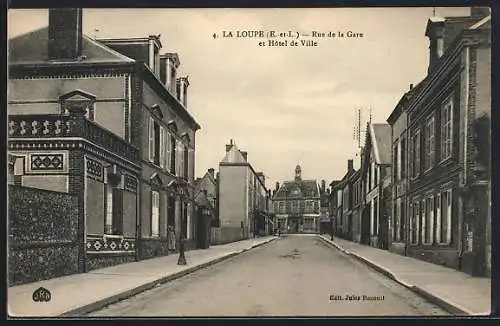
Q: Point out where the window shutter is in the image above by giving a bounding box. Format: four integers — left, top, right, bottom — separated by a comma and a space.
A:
436, 193, 441, 243
430, 196, 434, 244
166, 132, 171, 171
151, 191, 160, 237
159, 126, 165, 169
188, 147, 193, 180
447, 189, 452, 243
148, 118, 155, 162
421, 199, 426, 244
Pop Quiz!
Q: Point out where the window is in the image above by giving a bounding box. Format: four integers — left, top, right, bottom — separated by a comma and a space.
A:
414, 129, 421, 176
425, 117, 435, 170
278, 201, 284, 214
374, 199, 379, 235
306, 201, 312, 213
394, 199, 401, 242
183, 145, 189, 179
401, 137, 406, 178
148, 118, 161, 165
441, 96, 453, 161
393, 142, 399, 181
167, 195, 175, 227
151, 190, 160, 237
374, 165, 378, 187
313, 201, 319, 214
159, 126, 166, 169
105, 175, 123, 235
169, 135, 176, 174
421, 196, 434, 245
291, 200, 298, 213
410, 201, 420, 244
400, 201, 406, 242
437, 189, 452, 244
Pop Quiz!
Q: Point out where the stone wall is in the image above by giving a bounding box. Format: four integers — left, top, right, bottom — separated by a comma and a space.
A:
8, 185, 79, 285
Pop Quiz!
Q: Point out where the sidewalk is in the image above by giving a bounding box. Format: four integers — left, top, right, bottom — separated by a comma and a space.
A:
8, 236, 277, 317
318, 235, 491, 315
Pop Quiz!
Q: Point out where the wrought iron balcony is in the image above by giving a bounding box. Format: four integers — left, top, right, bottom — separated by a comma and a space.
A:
8, 114, 139, 162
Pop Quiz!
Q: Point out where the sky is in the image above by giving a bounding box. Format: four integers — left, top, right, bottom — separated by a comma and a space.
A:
8, 7, 472, 189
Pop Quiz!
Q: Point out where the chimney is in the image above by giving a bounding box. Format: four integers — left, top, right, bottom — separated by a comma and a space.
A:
241, 151, 248, 161
425, 17, 445, 74
409, 83, 414, 90
160, 53, 180, 94
275, 182, 280, 191
471, 7, 490, 18
176, 76, 189, 107
208, 168, 215, 179
321, 180, 326, 193
348, 159, 354, 172
48, 8, 83, 60
225, 139, 234, 152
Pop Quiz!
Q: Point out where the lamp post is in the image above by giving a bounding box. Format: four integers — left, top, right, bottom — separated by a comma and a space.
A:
330, 216, 334, 241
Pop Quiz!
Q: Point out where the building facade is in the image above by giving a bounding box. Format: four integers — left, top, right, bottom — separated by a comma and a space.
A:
217, 140, 270, 243
360, 123, 392, 249
8, 8, 201, 275
273, 165, 321, 234
331, 160, 356, 239
403, 8, 491, 276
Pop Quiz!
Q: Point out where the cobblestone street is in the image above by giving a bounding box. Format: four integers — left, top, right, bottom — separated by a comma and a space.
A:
88, 235, 448, 316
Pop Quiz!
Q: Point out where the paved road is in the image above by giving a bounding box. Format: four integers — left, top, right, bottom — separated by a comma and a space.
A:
88, 235, 449, 317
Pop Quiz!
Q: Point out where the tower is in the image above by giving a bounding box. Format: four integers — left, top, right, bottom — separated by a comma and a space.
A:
295, 165, 302, 181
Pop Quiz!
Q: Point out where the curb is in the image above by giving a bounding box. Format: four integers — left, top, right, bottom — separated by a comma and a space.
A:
59, 237, 277, 317
316, 235, 472, 316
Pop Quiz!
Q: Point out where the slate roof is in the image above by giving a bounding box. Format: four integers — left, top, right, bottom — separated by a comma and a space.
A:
273, 179, 320, 200
220, 144, 247, 164
8, 27, 135, 64
370, 123, 392, 165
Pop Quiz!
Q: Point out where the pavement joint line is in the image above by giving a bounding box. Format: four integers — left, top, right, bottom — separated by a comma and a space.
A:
58, 237, 277, 317
315, 235, 473, 316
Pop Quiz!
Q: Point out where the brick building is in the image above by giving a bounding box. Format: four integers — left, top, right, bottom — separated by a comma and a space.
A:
8, 8, 201, 276
401, 8, 491, 276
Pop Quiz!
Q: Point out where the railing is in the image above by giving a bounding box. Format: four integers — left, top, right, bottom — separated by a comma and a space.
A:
8, 114, 139, 162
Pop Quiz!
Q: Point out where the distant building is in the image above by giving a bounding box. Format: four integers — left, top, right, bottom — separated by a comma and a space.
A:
331, 160, 356, 239
193, 168, 217, 249
272, 165, 321, 233
217, 140, 270, 243
360, 123, 392, 249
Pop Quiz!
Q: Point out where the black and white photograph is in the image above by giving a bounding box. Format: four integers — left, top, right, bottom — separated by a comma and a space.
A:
6, 6, 492, 317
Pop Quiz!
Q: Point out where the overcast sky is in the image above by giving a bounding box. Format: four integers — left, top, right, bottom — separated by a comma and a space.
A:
8, 7, 472, 188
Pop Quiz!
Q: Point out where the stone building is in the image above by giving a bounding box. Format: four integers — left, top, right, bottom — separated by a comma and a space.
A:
217, 140, 270, 243
402, 7, 491, 276
7, 8, 200, 276
273, 165, 321, 234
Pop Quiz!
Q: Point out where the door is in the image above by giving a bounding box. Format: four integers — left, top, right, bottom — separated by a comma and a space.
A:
196, 209, 208, 249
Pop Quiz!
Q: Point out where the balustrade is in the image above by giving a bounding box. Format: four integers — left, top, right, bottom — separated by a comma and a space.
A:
8, 114, 139, 162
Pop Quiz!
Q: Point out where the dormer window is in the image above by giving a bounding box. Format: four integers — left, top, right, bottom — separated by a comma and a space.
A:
59, 89, 96, 120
